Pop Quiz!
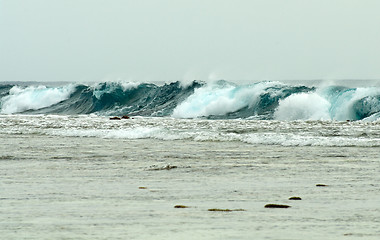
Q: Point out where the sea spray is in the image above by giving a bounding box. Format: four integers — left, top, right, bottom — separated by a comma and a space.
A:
274, 92, 331, 120
171, 81, 280, 118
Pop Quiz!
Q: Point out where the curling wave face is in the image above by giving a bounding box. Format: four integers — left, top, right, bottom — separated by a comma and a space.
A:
1, 80, 380, 121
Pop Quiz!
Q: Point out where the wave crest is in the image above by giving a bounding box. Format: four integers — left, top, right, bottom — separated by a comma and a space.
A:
1, 80, 380, 121
0, 85, 75, 114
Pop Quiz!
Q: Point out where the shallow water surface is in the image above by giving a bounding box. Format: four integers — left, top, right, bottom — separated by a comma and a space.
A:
0, 116, 380, 239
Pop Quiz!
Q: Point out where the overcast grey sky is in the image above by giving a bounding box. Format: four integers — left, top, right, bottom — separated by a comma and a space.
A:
1, 0, 379, 82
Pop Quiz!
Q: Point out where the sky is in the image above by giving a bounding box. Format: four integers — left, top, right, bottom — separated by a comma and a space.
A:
1, 0, 380, 83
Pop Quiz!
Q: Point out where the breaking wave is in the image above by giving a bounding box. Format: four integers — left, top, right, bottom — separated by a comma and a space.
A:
1, 80, 380, 121
0, 85, 75, 114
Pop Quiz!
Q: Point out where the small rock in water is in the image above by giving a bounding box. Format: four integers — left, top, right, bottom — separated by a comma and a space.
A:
138, 187, 147, 189
174, 205, 189, 208
149, 164, 178, 171
289, 196, 302, 200
121, 115, 130, 119
109, 117, 121, 120
163, 165, 177, 170
264, 204, 291, 208
343, 233, 354, 236
208, 208, 246, 212
316, 184, 328, 187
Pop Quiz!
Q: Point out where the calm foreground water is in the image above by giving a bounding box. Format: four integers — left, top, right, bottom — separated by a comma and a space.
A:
1, 115, 379, 239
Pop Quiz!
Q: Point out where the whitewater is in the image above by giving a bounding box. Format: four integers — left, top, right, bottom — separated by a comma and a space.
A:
1, 80, 380, 239
1, 80, 380, 120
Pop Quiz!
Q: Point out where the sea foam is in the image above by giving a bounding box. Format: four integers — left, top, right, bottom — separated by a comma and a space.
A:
274, 92, 331, 120
0, 85, 75, 114
171, 81, 279, 118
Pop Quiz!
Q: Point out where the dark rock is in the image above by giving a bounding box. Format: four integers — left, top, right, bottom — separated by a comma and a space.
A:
344, 233, 354, 236
316, 184, 328, 187
109, 117, 121, 120
208, 208, 245, 212
121, 115, 130, 119
289, 197, 302, 200
264, 204, 291, 208
174, 205, 189, 208
138, 187, 147, 189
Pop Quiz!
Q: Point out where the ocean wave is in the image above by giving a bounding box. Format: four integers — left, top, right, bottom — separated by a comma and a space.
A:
1, 80, 380, 121
0, 85, 76, 114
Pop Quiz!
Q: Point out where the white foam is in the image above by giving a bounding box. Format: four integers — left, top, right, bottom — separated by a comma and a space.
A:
242, 132, 379, 147
172, 81, 278, 118
52, 127, 158, 139
2, 115, 379, 147
330, 87, 380, 120
0, 85, 75, 114
274, 86, 380, 121
274, 92, 331, 120
51, 126, 194, 141
119, 81, 141, 91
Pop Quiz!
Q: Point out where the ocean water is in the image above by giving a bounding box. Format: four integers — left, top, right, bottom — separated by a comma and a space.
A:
1, 80, 380, 121
1, 80, 380, 239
